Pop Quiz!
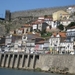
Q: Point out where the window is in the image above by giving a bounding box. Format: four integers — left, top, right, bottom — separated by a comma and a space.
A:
23, 36, 26, 39
56, 41, 58, 43
60, 13, 62, 19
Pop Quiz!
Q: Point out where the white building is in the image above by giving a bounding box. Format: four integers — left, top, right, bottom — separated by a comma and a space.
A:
60, 42, 74, 53
49, 31, 75, 54
49, 33, 60, 52
31, 20, 43, 31
67, 6, 75, 14
66, 26, 75, 41
60, 20, 71, 27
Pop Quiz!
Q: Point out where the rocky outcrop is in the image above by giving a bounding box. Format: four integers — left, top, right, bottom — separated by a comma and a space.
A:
42, 66, 50, 71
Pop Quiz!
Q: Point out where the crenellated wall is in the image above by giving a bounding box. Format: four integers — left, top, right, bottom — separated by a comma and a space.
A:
0, 53, 75, 74
10, 5, 75, 19
11, 6, 68, 19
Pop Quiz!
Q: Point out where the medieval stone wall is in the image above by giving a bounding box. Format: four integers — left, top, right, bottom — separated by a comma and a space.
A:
11, 6, 70, 19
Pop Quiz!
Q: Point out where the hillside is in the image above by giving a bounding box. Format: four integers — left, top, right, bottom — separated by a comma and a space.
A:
0, 5, 75, 36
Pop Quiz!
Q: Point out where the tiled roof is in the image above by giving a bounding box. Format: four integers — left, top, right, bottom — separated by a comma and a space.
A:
10, 30, 14, 32
68, 26, 75, 29
46, 28, 60, 32
36, 40, 45, 44
18, 28, 24, 30
62, 14, 70, 15
12, 34, 22, 36
60, 20, 71, 21
53, 32, 66, 38
44, 17, 53, 20
71, 6, 75, 8
38, 16, 44, 19
26, 34, 41, 40
28, 32, 40, 35
31, 20, 44, 25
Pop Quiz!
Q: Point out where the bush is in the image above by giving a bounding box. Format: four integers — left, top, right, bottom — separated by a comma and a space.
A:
35, 68, 41, 71
57, 24, 64, 30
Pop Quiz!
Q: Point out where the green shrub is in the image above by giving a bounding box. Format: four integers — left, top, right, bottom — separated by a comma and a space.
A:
35, 68, 41, 71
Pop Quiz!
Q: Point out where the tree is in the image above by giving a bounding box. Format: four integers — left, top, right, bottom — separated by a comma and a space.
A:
44, 15, 48, 18
40, 29, 52, 37
57, 24, 64, 30
5, 24, 11, 34
40, 29, 46, 35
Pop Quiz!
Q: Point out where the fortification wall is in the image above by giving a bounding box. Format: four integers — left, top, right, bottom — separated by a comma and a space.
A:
11, 6, 69, 19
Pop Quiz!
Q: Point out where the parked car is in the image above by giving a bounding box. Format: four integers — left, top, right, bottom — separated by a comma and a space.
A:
4, 47, 10, 52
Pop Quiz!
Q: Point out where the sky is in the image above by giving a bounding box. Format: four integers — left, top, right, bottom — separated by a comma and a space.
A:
0, 0, 75, 18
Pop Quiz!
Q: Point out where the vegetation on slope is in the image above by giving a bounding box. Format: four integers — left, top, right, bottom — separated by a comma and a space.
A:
40, 29, 52, 37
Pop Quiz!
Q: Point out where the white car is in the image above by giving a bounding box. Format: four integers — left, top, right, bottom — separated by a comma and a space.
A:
4, 47, 10, 52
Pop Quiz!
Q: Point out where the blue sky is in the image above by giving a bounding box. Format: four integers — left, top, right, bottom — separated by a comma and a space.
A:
0, 0, 75, 18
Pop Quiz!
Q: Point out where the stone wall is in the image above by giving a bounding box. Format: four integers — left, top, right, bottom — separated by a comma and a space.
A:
0, 53, 75, 74
11, 6, 70, 19
37, 54, 75, 74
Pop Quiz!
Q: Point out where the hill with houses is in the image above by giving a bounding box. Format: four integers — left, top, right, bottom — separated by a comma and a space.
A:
0, 5, 75, 74
0, 5, 75, 35
0, 5, 75, 55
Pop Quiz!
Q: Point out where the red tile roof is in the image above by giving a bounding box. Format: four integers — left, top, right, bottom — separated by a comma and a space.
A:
36, 40, 45, 44
31, 20, 44, 25
18, 28, 24, 30
53, 32, 66, 38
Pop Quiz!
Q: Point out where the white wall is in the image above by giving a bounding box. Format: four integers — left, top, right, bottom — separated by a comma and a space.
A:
60, 42, 74, 52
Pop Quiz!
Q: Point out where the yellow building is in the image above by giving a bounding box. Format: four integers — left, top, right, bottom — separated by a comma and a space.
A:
53, 10, 70, 21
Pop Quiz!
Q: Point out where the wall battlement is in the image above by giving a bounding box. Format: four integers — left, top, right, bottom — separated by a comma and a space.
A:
10, 5, 74, 19
11, 7, 67, 18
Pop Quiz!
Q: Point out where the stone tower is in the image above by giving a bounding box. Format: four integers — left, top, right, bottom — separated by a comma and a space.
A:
5, 10, 11, 21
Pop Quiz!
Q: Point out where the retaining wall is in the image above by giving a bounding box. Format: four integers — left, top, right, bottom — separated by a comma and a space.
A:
0, 53, 75, 74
